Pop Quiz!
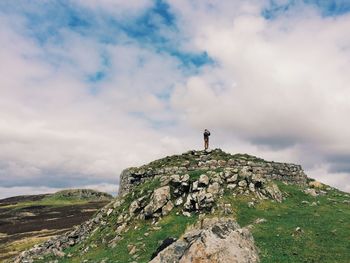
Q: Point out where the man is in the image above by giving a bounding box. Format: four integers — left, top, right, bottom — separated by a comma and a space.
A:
204, 129, 211, 150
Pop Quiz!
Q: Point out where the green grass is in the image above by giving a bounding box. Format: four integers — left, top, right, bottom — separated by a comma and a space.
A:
219, 182, 350, 263
2, 196, 89, 210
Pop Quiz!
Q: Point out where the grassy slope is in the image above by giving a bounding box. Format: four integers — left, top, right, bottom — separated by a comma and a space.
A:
233, 183, 350, 263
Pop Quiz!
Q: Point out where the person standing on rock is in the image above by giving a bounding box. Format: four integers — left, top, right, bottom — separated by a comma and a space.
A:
204, 129, 211, 150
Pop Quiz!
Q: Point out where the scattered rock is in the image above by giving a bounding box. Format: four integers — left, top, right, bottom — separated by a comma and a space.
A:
293, 227, 303, 236
207, 182, 220, 195
227, 174, 238, 183
175, 197, 183, 206
227, 184, 237, 190
199, 174, 209, 186
183, 211, 191, 217
309, 181, 323, 189
106, 208, 113, 216
238, 180, 248, 188
304, 188, 318, 197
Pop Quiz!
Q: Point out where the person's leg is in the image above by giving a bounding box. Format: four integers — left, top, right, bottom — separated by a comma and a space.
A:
205, 139, 208, 150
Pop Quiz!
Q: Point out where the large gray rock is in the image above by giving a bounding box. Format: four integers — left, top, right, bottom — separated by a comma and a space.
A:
264, 183, 283, 202
144, 186, 171, 216
150, 217, 260, 263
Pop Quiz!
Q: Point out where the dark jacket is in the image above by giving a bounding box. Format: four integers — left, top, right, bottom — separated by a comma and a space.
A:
204, 130, 210, 139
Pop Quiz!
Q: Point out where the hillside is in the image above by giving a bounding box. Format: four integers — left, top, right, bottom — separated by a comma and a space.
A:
13, 149, 350, 263
0, 189, 112, 261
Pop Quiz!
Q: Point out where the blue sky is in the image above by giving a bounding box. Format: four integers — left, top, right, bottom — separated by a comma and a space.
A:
0, 0, 350, 198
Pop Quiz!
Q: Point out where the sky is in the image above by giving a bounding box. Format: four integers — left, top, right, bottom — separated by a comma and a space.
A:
1, 0, 350, 198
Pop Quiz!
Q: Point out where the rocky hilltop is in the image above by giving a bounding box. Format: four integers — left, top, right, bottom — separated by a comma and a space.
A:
13, 149, 350, 263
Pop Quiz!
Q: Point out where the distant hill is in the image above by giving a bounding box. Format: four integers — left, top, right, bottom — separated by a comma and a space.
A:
12, 149, 350, 263
0, 189, 112, 261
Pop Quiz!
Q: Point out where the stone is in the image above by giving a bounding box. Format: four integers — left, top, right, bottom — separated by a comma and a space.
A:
238, 180, 248, 188
183, 211, 191, 217
304, 188, 318, 197
128, 245, 137, 255
218, 160, 227, 166
192, 181, 199, 191
162, 201, 174, 216
227, 174, 238, 183
293, 227, 303, 236
247, 202, 255, 208
181, 160, 190, 167
227, 184, 237, 190
106, 208, 113, 216
175, 197, 183, 206
309, 180, 323, 189
207, 182, 220, 195
199, 174, 209, 186
251, 174, 266, 185
181, 174, 190, 182
149, 218, 259, 263
239, 166, 252, 179
249, 183, 255, 192
160, 176, 171, 186
151, 186, 171, 211
223, 204, 232, 214
129, 200, 140, 215
170, 174, 181, 184
254, 218, 267, 224
265, 183, 283, 202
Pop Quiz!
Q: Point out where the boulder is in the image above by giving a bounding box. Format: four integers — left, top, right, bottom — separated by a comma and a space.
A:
308, 181, 323, 189
239, 166, 252, 179
199, 174, 209, 186
162, 201, 174, 216
304, 188, 318, 197
207, 182, 220, 195
144, 186, 171, 217
129, 200, 140, 215
265, 183, 283, 202
227, 174, 238, 183
149, 218, 259, 263
238, 180, 248, 188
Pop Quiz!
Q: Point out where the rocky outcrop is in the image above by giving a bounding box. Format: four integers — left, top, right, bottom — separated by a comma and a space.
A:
150, 217, 260, 263
119, 149, 307, 196
53, 189, 113, 200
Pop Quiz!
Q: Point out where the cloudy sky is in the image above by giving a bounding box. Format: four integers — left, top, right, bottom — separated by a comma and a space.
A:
1, 0, 350, 198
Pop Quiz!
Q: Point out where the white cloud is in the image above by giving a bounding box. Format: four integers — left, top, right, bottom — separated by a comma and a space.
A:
169, 1, 350, 188
0, 12, 191, 196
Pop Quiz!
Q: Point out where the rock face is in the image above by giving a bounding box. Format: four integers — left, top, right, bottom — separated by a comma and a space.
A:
150, 217, 260, 263
119, 149, 307, 196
